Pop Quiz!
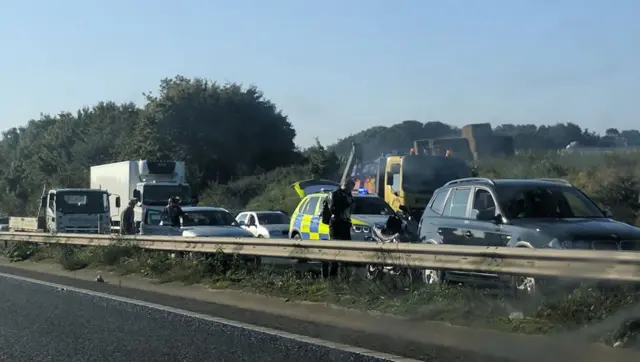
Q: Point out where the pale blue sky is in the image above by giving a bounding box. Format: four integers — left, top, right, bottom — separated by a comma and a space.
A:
1, 0, 638, 147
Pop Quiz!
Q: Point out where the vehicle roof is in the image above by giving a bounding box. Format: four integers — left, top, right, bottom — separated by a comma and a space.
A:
53, 188, 107, 193
249, 210, 286, 214
182, 206, 229, 212
442, 178, 573, 189
304, 192, 382, 199
494, 179, 572, 187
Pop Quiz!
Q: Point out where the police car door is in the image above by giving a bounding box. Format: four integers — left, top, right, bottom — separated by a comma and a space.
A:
301, 197, 321, 239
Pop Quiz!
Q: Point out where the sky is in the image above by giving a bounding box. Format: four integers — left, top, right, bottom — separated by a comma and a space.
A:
0, 0, 638, 147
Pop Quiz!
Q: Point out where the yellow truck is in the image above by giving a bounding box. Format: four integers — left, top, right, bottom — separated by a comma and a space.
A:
344, 143, 473, 219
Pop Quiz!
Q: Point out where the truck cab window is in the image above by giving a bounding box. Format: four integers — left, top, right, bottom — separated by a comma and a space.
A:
142, 184, 192, 206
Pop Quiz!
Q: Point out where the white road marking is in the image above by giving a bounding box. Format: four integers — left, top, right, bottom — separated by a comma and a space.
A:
0, 272, 422, 362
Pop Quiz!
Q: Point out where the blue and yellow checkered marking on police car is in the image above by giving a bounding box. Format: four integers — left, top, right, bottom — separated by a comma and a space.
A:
292, 213, 330, 240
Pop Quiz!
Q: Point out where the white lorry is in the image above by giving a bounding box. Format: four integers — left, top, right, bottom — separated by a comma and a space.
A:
9, 188, 118, 234
90, 160, 196, 232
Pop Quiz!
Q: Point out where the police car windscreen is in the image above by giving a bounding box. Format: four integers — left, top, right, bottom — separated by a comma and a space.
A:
354, 197, 395, 215
402, 157, 472, 193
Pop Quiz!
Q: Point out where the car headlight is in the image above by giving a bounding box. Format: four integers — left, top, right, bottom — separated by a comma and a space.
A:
352, 225, 371, 233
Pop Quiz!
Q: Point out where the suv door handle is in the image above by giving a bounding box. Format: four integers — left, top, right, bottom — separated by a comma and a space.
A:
464, 230, 473, 238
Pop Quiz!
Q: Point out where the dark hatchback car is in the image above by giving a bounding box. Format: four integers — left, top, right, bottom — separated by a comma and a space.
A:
417, 177, 640, 294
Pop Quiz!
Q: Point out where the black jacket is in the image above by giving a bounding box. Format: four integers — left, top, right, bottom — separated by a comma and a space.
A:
161, 205, 185, 227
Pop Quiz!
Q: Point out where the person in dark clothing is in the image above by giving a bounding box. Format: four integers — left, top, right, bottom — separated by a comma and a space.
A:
328, 179, 356, 240
120, 199, 137, 235
161, 196, 185, 227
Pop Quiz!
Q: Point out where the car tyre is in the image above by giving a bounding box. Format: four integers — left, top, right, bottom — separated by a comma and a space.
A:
510, 245, 539, 298
419, 239, 446, 285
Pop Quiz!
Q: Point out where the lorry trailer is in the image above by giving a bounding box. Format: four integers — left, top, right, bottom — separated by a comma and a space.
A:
90, 160, 197, 231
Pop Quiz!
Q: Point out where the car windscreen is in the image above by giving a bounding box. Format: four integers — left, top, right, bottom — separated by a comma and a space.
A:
182, 210, 238, 227
353, 197, 395, 215
257, 213, 290, 225
496, 185, 604, 219
57, 191, 108, 214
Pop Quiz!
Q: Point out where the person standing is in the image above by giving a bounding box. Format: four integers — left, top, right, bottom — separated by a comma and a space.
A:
328, 179, 356, 240
161, 196, 185, 227
120, 199, 137, 235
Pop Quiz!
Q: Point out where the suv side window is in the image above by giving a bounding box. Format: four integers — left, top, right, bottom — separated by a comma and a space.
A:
472, 188, 497, 215
429, 189, 450, 215
443, 187, 472, 218
302, 197, 320, 215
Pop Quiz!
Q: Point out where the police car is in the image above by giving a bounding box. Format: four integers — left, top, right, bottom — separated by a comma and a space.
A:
289, 179, 395, 241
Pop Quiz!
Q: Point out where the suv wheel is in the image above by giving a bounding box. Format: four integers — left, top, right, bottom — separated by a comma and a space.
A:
514, 275, 536, 296
511, 246, 538, 298
419, 239, 445, 285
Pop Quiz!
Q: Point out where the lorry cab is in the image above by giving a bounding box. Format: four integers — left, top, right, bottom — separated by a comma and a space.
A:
42, 188, 118, 233
355, 155, 473, 219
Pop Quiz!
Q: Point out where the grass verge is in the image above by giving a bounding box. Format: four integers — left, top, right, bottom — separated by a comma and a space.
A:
4, 241, 640, 349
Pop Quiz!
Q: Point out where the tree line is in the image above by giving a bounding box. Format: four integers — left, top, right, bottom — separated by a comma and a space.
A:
0, 75, 635, 216
331, 120, 639, 160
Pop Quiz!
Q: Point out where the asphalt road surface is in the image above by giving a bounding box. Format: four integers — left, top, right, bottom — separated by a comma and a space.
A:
0, 274, 410, 362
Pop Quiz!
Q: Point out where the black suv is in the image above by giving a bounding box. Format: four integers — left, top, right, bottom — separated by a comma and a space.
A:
417, 177, 640, 292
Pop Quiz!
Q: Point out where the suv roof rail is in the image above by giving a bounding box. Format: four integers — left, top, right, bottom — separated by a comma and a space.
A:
536, 178, 572, 185
444, 177, 495, 186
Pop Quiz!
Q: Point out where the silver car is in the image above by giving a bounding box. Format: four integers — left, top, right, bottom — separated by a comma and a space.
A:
141, 206, 254, 238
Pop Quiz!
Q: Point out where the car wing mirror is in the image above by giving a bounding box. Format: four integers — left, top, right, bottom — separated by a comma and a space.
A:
603, 209, 613, 218
474, 209, 501, 223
